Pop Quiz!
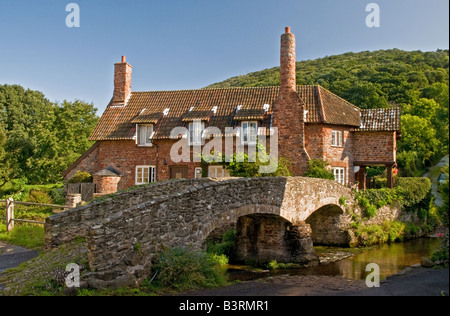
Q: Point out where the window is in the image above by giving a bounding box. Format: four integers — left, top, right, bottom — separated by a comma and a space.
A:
189, 121, 205, 146
195, 167, 203, 179
332, 167, 346, 185
241, 121, 258, 145
138, 125, 153, 146
208, 165, 230, 178
136, 166, 156, 185
331, 130, 343, 147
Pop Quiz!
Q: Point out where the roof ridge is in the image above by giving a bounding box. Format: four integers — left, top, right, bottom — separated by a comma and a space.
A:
130, 85, 321, 94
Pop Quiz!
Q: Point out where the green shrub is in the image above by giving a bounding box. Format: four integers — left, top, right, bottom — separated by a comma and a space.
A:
355, 221, 406, 246
366, 205, 378, 218
356, 177, 432, 218
149, 247, 228, 291
29, 190, 53, 205
67, 171, 93, 183
207, 229, 236, 257
304, 159, 335, 180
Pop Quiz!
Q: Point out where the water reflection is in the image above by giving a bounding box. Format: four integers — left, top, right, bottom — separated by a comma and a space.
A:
228, 238, 441, 281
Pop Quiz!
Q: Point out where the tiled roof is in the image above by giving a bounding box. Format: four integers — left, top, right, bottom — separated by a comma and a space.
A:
89, 85, 396, 141
181, 110, 214, 122
357, 108, 401, 132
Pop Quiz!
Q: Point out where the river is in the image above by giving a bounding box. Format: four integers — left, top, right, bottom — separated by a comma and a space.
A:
227, 238, 441, 282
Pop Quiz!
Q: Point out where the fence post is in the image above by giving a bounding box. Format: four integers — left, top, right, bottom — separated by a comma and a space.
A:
6, 197, 14, 232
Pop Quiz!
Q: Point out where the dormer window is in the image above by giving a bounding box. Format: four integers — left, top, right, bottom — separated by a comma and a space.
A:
137, 124, 154, 146
241, 121, 258, 145
188, 120, 205, 146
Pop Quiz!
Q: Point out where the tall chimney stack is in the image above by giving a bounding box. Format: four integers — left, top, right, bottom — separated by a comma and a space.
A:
272, 27, 310, 176
280, 27, 296, 94
112, 56, 132, 105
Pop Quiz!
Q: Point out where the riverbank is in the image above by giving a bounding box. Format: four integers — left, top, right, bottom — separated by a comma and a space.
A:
181, 265, 449, 296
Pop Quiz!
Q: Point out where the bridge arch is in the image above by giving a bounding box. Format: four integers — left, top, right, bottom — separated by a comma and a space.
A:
306, 204, 352, 246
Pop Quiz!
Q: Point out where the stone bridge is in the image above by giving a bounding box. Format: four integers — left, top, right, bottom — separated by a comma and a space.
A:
45, 177, 356, 288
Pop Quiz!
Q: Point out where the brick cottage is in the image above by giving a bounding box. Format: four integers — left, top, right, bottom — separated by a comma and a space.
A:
63, 27, 401, 196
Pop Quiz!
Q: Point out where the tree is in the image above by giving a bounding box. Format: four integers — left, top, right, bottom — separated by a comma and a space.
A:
398, 114, 440, 166
0, 84, 99, 185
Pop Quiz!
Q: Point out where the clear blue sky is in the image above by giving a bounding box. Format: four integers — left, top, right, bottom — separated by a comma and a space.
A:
0, 0, 448, 114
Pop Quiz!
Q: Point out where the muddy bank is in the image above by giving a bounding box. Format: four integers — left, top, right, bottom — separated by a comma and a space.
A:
182, 265, 449, 296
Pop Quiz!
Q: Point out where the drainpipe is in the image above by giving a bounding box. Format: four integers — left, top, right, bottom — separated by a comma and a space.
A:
153, 142, 159, 182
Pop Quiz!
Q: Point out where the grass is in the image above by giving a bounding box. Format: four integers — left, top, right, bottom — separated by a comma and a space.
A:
0, 224, 45, 250
0, 203, 54, 250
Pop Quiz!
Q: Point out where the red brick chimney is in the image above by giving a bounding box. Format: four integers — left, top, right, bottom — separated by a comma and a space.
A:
280, 27, 296, 94
272, 27, 310, 175
112, 56, 132, 105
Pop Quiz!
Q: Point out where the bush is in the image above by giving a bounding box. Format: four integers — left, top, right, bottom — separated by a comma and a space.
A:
29, 190, 53, 205
149, 247, 228, 291
67, 171, 93, 183
355, 221, 406, 246
207, 229, 236, 257
304, 159, 335, 180
356, 177, 432, 217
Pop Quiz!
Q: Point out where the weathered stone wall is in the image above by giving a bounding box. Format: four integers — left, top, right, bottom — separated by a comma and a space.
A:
306, 204, 352, 246
45, 178, 217, 249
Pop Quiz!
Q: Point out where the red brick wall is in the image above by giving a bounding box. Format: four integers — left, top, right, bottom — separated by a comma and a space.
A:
353, 131, 397, 163
97, 140, 203, 190
305, 124, 355, 184
94, 175, 121, 195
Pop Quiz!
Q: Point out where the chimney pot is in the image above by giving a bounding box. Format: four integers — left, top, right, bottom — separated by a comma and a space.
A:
285, 27, 290, 34
122, 56, 126, 63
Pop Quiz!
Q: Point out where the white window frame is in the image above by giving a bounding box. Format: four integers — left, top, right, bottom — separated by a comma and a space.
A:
241, 121, 258, 145
331, 130, 343, 147
135, 165, 156, 185
137, 124, 154, 146
188, 121, 205, 146
332, 167, 346, 185
208, 165, 230, 178
194, 167, 203, 179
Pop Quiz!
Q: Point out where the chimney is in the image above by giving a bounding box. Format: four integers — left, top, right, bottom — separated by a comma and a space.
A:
112, 56, 132, 105
272, 27, 310, 176
280, 27, 296, 94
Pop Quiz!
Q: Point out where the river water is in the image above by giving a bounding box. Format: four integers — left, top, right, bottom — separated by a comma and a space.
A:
227, 238, 441, 282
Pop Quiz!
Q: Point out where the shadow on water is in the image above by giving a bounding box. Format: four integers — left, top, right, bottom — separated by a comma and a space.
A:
227, 238, 441, 282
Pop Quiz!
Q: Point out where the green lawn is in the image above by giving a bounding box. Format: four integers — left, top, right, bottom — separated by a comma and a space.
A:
0, 224, 45, 250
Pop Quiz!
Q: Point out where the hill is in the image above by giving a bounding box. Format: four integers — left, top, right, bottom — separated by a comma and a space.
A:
207, 49, 449, 176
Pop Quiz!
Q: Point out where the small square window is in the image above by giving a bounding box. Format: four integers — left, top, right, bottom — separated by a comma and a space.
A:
136, 166, 156, 185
